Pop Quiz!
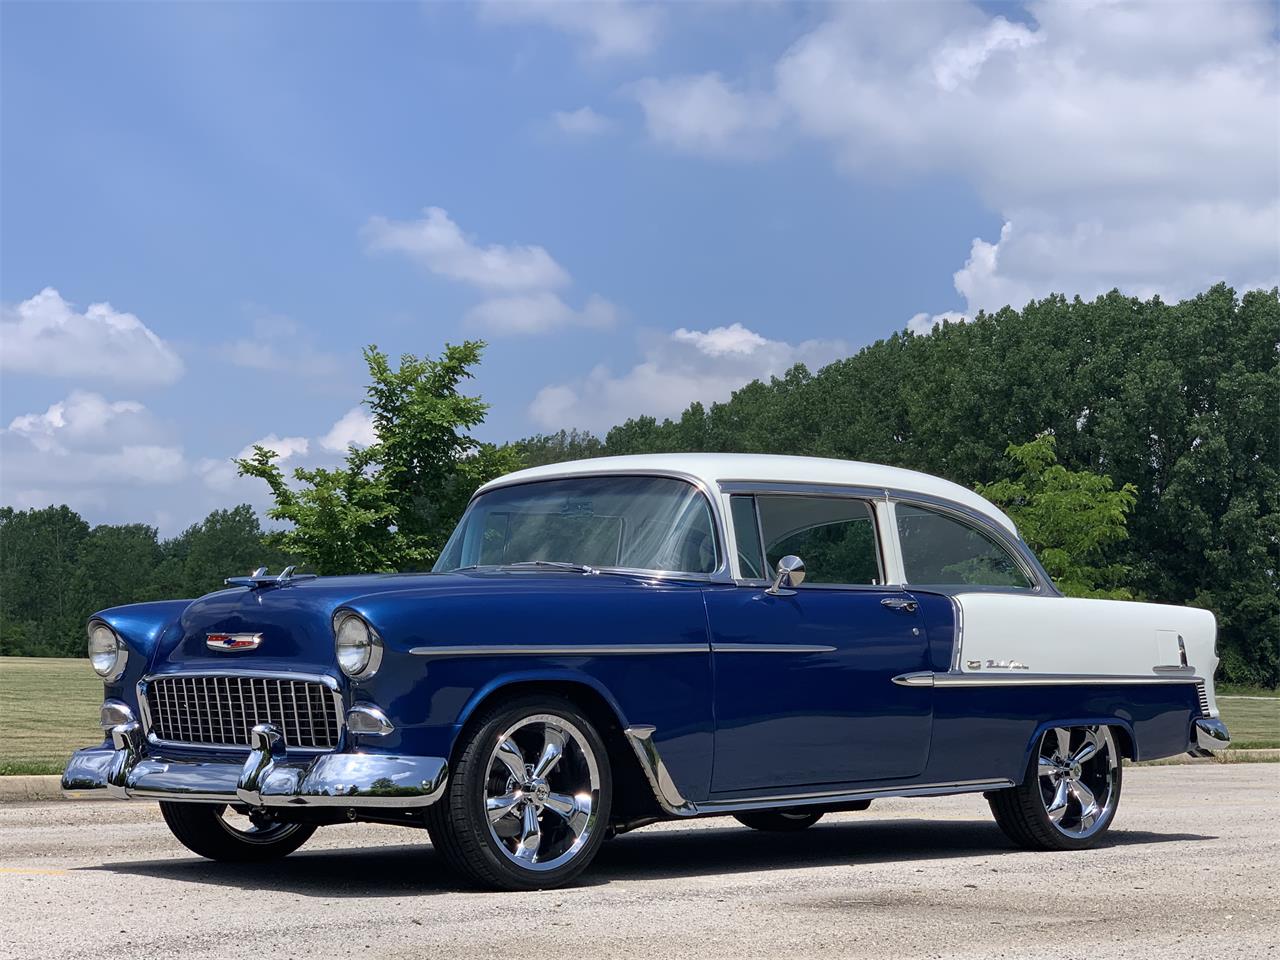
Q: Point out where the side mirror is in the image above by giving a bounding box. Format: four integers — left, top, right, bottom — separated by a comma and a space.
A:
767, 555, 806, 596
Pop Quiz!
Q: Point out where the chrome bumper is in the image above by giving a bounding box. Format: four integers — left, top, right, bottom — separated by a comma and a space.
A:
61, 721, 448, 808
1188, 717, 1232, 757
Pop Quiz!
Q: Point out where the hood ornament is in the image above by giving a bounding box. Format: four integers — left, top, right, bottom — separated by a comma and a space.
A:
207, 632, 263, 652
225, 565, 318, 589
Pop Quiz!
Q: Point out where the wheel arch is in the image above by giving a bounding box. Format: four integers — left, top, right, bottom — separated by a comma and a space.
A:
1018, 716, 1137, 773
449, 672, 663, 825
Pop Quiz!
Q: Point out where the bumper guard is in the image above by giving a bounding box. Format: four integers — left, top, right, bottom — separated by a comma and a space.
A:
61, 721, 448, 808
1188, 717, 1231, 757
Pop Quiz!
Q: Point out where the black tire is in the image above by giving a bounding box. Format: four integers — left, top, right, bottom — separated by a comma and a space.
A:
988, 724, 1123, 851
159, 802, 315, 862
426, 695, 612, 891
734, 809, 823, 832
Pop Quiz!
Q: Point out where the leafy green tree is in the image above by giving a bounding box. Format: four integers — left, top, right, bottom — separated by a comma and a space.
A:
238, 342, 519, 574
507, 429, 605, 467
0, 505, 90, 656
977, 435, 1137, 598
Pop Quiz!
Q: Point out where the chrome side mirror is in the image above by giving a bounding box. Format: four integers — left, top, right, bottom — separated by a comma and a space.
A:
767, 555, 806, 596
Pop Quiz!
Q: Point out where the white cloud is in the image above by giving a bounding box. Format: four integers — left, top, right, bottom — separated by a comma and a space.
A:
631, 73, 780, 156
223, 311, 340, 378
6, 391, 148, 453
553, 106, 615, 136
906, 311, 969, 336
239, 434, 309, 461
481, 1, 662, 59
363, 207, 570, 292
466, 292, 619, 335
529, 324, 847, 432
320, 407, 377, 453
636, 2, 1278, 315
0, 287, 184, 385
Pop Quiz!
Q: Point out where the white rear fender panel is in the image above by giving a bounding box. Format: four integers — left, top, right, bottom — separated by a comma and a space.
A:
953, 593, 1219, 714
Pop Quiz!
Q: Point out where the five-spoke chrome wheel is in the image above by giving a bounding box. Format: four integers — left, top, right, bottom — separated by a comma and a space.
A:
426, 696, 612, 890
988, 723, 1123, 850
484, 714, 601, 871
1035, 725, 1118, 839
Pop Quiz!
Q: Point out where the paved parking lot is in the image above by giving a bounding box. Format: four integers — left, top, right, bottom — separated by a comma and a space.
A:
2, 765, 1276, 960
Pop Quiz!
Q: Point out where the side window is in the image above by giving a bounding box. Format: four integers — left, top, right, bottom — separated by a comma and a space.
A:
729, 495, 766, 579
895, 504, 1031, 589
756, 496, 881, 585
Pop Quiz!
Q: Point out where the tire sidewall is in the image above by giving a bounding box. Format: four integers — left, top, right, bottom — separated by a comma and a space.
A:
457, 696, 613, 889
1024, 730, 1124, 850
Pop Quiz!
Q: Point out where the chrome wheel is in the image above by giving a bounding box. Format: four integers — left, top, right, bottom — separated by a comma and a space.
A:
483, 714, 601, 872
1035, 725, 1118, 839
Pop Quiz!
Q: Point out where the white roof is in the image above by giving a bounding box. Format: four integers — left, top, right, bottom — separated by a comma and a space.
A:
480, 453, 1019, 534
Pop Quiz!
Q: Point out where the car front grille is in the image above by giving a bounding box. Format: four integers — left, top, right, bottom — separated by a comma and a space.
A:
1196, 681, 1211, 718
145, 675, 342, 750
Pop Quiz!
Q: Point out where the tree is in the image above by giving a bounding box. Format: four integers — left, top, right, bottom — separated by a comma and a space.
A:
0, 505, 90, 656
238, 342, 520, 574
976, 435, 1138, 598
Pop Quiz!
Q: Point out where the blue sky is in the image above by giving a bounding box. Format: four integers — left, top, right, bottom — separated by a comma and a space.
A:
2, 1, 1276, 533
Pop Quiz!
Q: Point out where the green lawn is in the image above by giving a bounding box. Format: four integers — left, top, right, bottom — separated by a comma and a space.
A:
0, 656, 1275, 775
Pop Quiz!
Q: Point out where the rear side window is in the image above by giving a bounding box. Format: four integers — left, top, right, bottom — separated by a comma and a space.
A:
895, 504, 1031, 589
755, 495, 882, 585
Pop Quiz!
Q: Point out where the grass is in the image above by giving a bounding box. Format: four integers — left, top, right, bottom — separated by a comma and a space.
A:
0, 656, 1275, 775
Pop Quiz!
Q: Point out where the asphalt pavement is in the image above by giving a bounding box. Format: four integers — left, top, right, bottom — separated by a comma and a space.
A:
2, 764, 1276, 959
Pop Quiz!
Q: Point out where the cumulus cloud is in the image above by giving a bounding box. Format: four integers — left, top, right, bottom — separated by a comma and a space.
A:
630, 73, 780, 156
466, 292, 619, 335
634, 2, 1278, 315
906, 311, 969, 336
363, 207, 570, 292
553, 106, 615, 136
0, 287, 184, 385
529, 323, 847, 432
6, 391, 149, 453
480, 1, 662, 59
319, 407, 377, 453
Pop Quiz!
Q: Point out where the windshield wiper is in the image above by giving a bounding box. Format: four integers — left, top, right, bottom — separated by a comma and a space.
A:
505, 560, 597, 575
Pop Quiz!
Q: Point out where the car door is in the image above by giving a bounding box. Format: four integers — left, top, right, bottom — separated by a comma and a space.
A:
704, 493, 933, 793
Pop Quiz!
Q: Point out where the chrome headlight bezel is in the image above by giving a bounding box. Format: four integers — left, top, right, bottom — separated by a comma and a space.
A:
87, 621, 127, 682
333, 611, 383, 680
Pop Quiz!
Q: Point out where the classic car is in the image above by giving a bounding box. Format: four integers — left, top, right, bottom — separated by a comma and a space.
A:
63, 453, 1230, 890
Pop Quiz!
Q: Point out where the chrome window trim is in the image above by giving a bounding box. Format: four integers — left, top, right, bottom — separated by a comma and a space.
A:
447, 470, 732, 584
718, 483, 889, 588
137, 670, 344, 754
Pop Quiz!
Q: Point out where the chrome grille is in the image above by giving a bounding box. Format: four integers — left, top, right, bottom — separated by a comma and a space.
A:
1196, 681, 1211, 718
146, 675, 341, 750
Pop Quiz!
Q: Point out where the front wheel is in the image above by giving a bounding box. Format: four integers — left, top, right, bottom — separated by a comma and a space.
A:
159, 802, 315, 861
426, 696, 612, 890
988, 724, 1122, 850
734, 810, 824, 832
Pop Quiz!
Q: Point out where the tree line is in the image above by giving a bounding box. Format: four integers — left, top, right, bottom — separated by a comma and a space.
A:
1, 284, 1275, 685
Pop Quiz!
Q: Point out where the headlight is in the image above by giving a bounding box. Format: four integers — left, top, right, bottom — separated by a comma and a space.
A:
334, 612, 382, 679
87, 621, 127, 681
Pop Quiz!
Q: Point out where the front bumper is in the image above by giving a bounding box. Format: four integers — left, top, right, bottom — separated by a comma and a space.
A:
61, 721, 448, 808
1188, 717, 1232, 757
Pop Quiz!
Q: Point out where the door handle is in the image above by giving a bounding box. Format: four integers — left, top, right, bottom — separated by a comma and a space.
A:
881, 597, 918, 613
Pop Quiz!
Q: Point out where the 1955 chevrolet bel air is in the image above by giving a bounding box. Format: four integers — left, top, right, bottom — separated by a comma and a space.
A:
63, 454, 1231, 889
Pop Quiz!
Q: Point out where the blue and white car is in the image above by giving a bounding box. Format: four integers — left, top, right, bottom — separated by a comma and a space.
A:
63, 454, 1230, 889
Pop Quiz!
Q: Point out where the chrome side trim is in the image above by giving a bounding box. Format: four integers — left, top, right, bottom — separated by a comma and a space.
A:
622, 725, 696, 816
711, 643, 837, 654
695, 778, 1017, 815
892, 671, 1205, 688
409, 643, 708, 657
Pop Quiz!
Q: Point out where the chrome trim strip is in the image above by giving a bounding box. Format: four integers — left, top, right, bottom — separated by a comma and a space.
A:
409, 643, 708, 657
711, 643, 837, 654
696, 778, 1017, 814
460, 469, 734, 584
622, 725, 696, 816
892, 671, 1205, 688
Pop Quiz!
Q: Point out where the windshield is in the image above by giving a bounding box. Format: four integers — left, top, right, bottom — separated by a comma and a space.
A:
435, 476, 719, 575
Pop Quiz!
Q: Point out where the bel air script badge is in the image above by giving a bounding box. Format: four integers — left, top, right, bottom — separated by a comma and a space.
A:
206, 632, 263, 652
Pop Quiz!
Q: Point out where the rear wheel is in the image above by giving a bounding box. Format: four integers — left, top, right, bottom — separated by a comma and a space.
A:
159, 802, 315, 861
426, 695, 611, 890
734, 809, 823, 832
988, 724, 1122, 850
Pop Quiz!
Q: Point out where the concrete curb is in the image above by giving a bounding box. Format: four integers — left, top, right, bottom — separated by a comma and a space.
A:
0, 775, 63, 803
